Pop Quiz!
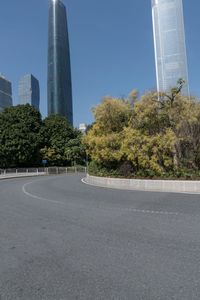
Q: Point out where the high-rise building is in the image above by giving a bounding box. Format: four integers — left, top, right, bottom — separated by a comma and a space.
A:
48, 0, 73, 125
0, 75, 13, 112
18, 74, 40, 110
152, 0, 189, 95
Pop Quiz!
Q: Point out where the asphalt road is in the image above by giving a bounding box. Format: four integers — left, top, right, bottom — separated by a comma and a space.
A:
0, 174, 200, 300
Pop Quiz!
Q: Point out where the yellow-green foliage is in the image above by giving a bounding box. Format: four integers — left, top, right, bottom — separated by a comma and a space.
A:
92, 97, 132, 134
121, 127, 176, 175
83, 91, 200, 176
83, 129, 123, 162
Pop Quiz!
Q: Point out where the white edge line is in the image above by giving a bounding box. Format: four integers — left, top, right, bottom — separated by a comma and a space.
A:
20, 176, 191, 217
22, 179, 64, 205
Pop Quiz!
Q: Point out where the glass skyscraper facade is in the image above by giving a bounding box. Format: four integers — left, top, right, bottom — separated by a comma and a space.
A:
48, 0, 73, 125
152, 0, 189, 95
18, 74, 40, 110
0, 75, 12, 112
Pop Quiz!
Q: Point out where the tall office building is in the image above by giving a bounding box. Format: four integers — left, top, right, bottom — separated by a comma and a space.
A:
0, 75, 13, 112
48, 0, 73, 125
18, 74, 40, 110
152, 0, 189, 95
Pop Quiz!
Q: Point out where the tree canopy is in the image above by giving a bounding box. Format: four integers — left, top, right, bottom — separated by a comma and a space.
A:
40, 115, 85, 166
0, 106, 85, 168
0, 104, 42, 167
84, 87, 200, 178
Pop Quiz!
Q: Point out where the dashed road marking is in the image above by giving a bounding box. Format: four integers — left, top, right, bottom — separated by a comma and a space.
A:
22, 177, 182, 217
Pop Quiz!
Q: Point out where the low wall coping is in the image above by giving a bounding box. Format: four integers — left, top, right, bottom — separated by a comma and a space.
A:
85, 174, 200, 194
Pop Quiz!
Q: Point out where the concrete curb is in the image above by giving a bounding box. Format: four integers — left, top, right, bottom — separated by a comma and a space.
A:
84, 174, 200, 194
0, 173, 46, 181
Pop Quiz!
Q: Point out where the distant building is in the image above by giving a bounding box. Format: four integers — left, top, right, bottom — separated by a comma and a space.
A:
152, 0, 189, 95
47, 0, 73, 125
79, 123, 87, 134
0, 75, 13, 112
18, 74, 40, 110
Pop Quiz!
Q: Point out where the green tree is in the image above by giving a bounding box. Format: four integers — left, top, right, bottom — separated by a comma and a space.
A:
64, 130, 86, 166
0, 104, 42, 168
40, 115, 85, 166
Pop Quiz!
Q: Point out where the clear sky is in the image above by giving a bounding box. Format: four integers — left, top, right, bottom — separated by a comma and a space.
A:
0, 0, 199, 127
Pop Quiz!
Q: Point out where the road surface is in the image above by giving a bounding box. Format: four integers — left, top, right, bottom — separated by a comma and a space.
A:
0, 174, 200, 299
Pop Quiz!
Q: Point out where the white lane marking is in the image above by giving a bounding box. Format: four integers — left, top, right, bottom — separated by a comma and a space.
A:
23, 177, 181, 217
126, 208, 179, 216
22, 179, 64, 205
81, 178, 180, 216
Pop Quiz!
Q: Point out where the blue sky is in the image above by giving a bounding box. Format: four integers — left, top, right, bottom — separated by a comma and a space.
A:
0, 0, 199, 126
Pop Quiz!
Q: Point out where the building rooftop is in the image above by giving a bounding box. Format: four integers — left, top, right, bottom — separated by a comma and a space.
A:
0, 74, 11, 83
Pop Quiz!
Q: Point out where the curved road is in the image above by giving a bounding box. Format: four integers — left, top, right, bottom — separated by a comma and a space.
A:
1, 174, 200, 299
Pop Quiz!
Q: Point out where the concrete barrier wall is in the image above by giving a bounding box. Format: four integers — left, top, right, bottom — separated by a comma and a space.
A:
85, 175, 200, 194
0, 172, 46, 180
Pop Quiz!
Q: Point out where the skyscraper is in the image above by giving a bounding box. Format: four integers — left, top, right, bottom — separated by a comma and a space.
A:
18, 74, 40, 111
152, 0, 189, 95
48, 0, 73, 125
0, 75, 12, 112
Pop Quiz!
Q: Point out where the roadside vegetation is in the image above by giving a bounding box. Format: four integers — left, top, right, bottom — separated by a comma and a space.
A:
83, 80, 200, 179
1, 80, 200, 179
0, 104, 85, 168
